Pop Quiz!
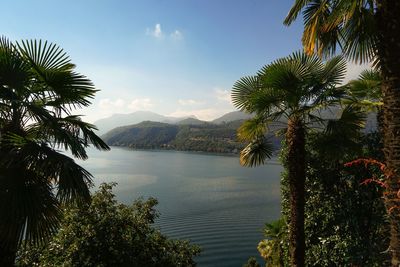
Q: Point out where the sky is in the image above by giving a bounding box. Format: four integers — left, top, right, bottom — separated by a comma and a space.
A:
2, 0, 368, 122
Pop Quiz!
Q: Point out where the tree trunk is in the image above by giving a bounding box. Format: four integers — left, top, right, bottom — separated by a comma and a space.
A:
286, 118, 306, 267
0, 244, 16, 267
0, 166, 24, 267
376, 1, 400, 265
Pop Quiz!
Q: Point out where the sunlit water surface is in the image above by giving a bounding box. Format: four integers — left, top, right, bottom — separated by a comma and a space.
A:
77, 147, 282, 267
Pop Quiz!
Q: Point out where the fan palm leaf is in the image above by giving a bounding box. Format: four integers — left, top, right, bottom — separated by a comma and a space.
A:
0, 36, 109, 265
285, 0, 377, 63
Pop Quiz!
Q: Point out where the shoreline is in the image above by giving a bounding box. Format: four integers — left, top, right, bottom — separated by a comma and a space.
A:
108, 145, 281, 164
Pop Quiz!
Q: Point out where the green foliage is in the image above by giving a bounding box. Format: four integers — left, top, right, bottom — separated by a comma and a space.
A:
16, 183, 200, 267
274, 131, 389, 266
284, 0, 377, 63
302, 132, 389, 265
242, 257, 261, 267
231, 51, 347, 167
232, 51, 353, 266
253, 129, 387, 266
102, 120, 280, 154
0, 36, 108, 263
258, 218, 287, 267
103, 121, 180, 148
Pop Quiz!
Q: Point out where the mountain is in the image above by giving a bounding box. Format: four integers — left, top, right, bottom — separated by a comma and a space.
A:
212, 111, 253, 124
102, 121, 179, 147
93, 110, 251, 135
95, 106, 376, 152
101, 118, 282, 154
100, 107, 378, 154
93, 111, 194, 135
176, 117, 207, 125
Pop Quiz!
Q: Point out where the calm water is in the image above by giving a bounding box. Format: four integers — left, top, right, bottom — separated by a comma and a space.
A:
77, 147, 282, 267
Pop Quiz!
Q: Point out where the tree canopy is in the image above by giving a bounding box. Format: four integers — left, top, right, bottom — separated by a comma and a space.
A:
16, 183, 201, 267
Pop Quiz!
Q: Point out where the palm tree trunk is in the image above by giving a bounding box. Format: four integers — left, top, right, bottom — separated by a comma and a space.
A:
376, 1, 400, 265
0, 244, 16, 267
286, 118, 306, 267
0, 165, 22, 267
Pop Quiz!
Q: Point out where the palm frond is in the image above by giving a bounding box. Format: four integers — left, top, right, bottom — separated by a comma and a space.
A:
340, 2, 377, 63
240, 137, 274, 167
301, 0, 339, 57
0, 36, 30, 90
17, 39, 97, 110
237, 116, 268, 142
58, 115, 109, 151
347, 69, 381, 99
312, 104, 366, 158
231, 75, 262, 112
285, 0, 378, 63
321, 55, 347, 86
40, 70, 97, 108
17, 39, 71, 70
284, 0, 313, 25
325, 105, 366, 137
232, 50, 347, 169
2, 135, 93, 203
343, 68, 382, 111
0, 37, 106, 255
0, 168, 61, 248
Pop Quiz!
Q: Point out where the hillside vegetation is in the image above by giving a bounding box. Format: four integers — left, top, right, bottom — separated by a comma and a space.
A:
94, 111, 250, 135
101, 108, 376, 154
102, 120, 281, 154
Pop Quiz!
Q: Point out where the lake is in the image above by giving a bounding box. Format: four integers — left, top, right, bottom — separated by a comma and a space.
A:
77, 147, 282, 267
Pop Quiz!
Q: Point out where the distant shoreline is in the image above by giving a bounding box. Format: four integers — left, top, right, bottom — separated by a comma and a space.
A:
111, 145, 240, 156
109, 145, 281, 164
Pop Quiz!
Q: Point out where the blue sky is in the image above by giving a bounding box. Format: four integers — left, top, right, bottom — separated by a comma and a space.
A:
2, 1, 366, 122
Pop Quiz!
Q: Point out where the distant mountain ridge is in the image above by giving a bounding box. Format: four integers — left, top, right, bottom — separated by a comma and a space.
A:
212, 111, 253, 124
94, 110, 250, 135
177, 117, 207, 125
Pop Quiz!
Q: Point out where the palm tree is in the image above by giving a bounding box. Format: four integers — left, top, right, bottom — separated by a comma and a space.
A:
232, 51, 348, 266
0, 37, 109, 266
345, 69, 382, 131
258, 218, 286, 266
284, 1, 400, 264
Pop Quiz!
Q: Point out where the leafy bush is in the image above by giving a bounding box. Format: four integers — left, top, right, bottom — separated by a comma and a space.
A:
17, 183, 200, 267
256, 132, 389, 266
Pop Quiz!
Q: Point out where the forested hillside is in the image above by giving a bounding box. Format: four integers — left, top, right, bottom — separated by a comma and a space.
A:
101, 108, 377, 155
102, 120, 281, 154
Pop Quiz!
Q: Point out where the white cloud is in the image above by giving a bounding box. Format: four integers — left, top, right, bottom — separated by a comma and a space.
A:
146, 23, 163, 39
215, 88, 231, 103
146, 24, 183, 41
94, 97, 154, 120
99, 98, 126, 110
128, 98, 154, 111
178, 99, 203, 106
170, 30, 183, 40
